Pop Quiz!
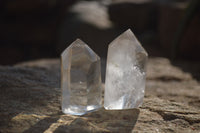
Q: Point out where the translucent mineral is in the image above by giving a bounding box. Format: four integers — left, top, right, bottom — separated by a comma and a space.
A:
61, 39, 102, 115
104, 29, 148, 110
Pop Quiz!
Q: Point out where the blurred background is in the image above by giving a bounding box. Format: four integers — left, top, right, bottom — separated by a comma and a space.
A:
0, 0, 200, 65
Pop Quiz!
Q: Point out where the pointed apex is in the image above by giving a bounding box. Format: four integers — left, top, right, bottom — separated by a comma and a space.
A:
61, 38, 100, 64
71, 38, 86, 46
121, 28, 136, 39
122, 29, 137, 40
125, 28, 133, 34
125, 29, 148, 56
61, 39, 85, 57
108, 29, 148, 56
109, 29, 138, 47
75, 38, 82, 42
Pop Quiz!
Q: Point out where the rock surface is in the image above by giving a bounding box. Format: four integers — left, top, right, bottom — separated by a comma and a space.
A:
0, 57, 200, 133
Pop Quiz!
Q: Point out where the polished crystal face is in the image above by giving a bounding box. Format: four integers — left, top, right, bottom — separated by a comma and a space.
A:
61, 39, 102, 115
104, 29, 148, 110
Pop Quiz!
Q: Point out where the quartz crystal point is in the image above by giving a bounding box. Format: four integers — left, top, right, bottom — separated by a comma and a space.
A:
104, 29, 148, 110
61, 39, 102, 115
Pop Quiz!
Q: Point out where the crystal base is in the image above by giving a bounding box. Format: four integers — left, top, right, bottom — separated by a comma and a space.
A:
62, 105, 101, 115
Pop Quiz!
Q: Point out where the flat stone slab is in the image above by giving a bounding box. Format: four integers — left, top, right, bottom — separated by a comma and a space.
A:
0, 58, 200, 132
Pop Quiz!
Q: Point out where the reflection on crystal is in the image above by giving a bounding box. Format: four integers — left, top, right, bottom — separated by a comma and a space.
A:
104, 29, 148, 110
61, 39, 102, 115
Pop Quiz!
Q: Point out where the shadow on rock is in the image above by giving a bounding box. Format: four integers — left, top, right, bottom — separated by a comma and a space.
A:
22, 115, 60, 133
54, 108, 140, 133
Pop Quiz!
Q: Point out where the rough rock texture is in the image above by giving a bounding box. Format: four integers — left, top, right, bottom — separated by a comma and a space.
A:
0, 58, 200, 132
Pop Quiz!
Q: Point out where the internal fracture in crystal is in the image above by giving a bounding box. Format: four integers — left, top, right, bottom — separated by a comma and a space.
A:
104, 29, 148, 110
61, 39, 102, 115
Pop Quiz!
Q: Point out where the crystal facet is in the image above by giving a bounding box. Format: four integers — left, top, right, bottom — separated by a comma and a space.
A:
104, 29, 148, 110
61, 39, 102, 115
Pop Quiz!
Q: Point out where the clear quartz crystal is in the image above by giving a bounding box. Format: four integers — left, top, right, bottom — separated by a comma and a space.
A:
61, 39, 102, 115
104, 29, 148, 110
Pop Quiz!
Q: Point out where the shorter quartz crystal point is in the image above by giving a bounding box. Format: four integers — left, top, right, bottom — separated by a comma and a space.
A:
61, 39, 102, 115
104, 29, 148, 110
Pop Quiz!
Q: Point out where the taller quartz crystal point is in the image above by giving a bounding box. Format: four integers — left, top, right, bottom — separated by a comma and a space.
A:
104, 29, 148, 110
61, 39, 102, 115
